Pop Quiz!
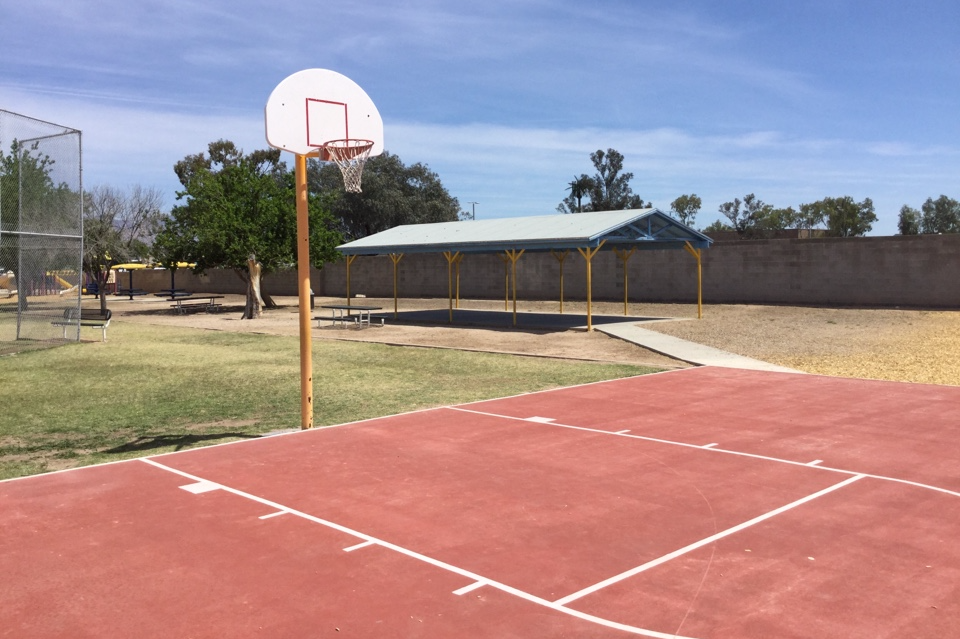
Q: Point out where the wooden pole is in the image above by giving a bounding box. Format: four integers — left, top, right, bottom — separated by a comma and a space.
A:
503, 249, 525, 327
498, 253, 509, 310
344, 255, 357, 307
614, 246, 636, 316
294, 154, 313, 430
551, 249, 569, 313
454, 253, 464, 309
443, 251, 459, 323
684, 242, 704, 319
577, 240, 605, 332
389, 253, 404, 319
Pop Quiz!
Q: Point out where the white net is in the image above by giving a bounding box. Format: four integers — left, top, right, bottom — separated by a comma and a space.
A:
322, 139, 373, 193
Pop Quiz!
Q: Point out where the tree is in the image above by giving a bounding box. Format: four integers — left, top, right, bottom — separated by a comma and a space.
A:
898, 205, 921, 235
157, 140, 342, 319
801, 196, 877, 237
557, 149, 648, 213
718, 193, 771, 238
308, 151, 460, 240
920, 195, 960, 234
670, 194, 702, 227
558, 174, 595, 213
83, 185, 164, 313
1, 140, 82, 310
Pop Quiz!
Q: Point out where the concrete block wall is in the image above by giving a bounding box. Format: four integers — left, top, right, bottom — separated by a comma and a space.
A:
126, 234, 959, 308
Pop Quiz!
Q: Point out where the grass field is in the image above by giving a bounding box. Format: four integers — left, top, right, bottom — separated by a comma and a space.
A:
0, 321, 659, 480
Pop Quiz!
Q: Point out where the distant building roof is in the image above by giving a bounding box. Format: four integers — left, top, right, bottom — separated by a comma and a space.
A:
337, 209, 712, 255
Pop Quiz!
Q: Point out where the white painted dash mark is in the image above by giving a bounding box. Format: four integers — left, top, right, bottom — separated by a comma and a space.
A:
703, 443, 718, 449
808, 460, 823, 466
526, 416, 556, 423
453, 581, 486, 596
258, 510, 287, 520
179, 480, 220, 494
343, 540, 376, 553
616, 430, 631, 435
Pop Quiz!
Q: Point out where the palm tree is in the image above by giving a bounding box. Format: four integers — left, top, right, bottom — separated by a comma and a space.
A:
567, 174, 594, 213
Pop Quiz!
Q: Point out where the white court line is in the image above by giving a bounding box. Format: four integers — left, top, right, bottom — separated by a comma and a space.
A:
344, 540, 376, 552
616, 429, 631, 435
702, 443, 718, 448
453, 581, 486, 596
554, 474, 867, 606
526, 416, 556, 423
451, 406, 960, 498
139, 457, 699, 639
179, 480, 220, 494
808, 459, 823, 466
259, 510, 287, 520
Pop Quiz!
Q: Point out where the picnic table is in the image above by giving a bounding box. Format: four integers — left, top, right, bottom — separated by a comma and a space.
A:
170, 295, 224, 314
155, 289, 193, 300
115, 288, 148, 300
317, 304, 383, 328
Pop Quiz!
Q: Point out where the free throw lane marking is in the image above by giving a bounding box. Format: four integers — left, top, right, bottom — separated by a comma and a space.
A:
343, 540, 376, 552
179, 480, 220, 494
142, 458, 697, 638
453, 581, 486, 596
554, 474, 867, 606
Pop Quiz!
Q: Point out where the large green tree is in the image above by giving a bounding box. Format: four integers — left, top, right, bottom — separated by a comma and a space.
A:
670, 194, 702, 227
558, 149, 648, 213
920, 195, 960, 234
308, 151, 460, 240
898, 205, 921, 235
82, 185, 164, 313
800, 196, 876, 237
157, 140, 342, 318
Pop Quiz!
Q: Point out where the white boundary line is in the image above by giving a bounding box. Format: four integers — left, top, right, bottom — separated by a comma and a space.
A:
448, 407, 960, 498
138, 457, 699, 639
554, 474, 866, 606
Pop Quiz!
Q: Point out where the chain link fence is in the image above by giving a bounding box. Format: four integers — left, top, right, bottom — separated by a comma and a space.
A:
0, 110, 82, 354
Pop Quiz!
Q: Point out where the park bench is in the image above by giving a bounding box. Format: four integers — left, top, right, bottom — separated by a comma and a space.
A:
169, 295, 224, 314
52, 308, 112, 342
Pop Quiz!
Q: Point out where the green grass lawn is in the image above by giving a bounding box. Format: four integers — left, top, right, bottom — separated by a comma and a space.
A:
0, 321, 660, 479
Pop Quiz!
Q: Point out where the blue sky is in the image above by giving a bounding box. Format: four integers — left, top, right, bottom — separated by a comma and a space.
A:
2, 0, 958, 235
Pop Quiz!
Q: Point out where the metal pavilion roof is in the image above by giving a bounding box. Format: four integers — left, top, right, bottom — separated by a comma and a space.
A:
336, 208, 712, 255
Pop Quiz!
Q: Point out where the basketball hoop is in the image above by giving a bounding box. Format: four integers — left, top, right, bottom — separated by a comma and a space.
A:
322, 139, 373, 193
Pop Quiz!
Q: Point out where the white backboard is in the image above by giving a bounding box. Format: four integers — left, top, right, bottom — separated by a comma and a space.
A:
265, 69, 383, 158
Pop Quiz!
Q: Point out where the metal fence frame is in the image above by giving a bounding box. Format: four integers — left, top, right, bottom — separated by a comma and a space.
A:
0, 109, 83, 354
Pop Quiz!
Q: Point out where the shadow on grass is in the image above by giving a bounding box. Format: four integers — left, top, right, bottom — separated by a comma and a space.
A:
104, 432, 259, 455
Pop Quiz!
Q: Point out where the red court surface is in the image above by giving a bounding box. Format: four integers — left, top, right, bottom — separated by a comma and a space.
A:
3, 367, 959, 638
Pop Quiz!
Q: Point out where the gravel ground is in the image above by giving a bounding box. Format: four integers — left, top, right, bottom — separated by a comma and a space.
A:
107, 295, 959, 386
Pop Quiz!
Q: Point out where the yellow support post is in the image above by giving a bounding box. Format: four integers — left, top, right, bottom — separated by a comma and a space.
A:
294, 154, 313, 430
577, 240, 606, 332
443, 251, 460, 323
389, 253, 404, 319
498, 253, 509, 310
454, 253, 465, 309
344, 254, 357, 307
683, 241, 703, 320
551, 249, 569, 313
503, 249, 525, 327
613, 246, 637, 316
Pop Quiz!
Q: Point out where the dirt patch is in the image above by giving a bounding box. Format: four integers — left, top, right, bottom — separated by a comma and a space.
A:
102, 294, 960, 386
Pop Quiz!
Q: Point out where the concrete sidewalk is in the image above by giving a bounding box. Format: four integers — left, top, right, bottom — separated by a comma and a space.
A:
597, 322, 803, 373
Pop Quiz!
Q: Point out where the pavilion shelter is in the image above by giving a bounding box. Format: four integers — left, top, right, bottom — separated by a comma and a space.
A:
335, 209, 713, 329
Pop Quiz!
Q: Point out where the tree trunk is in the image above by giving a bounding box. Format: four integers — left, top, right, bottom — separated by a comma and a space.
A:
243, 255, 264, 319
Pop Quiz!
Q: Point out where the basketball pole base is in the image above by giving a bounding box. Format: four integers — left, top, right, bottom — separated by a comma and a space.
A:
295, 154, 314, 430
